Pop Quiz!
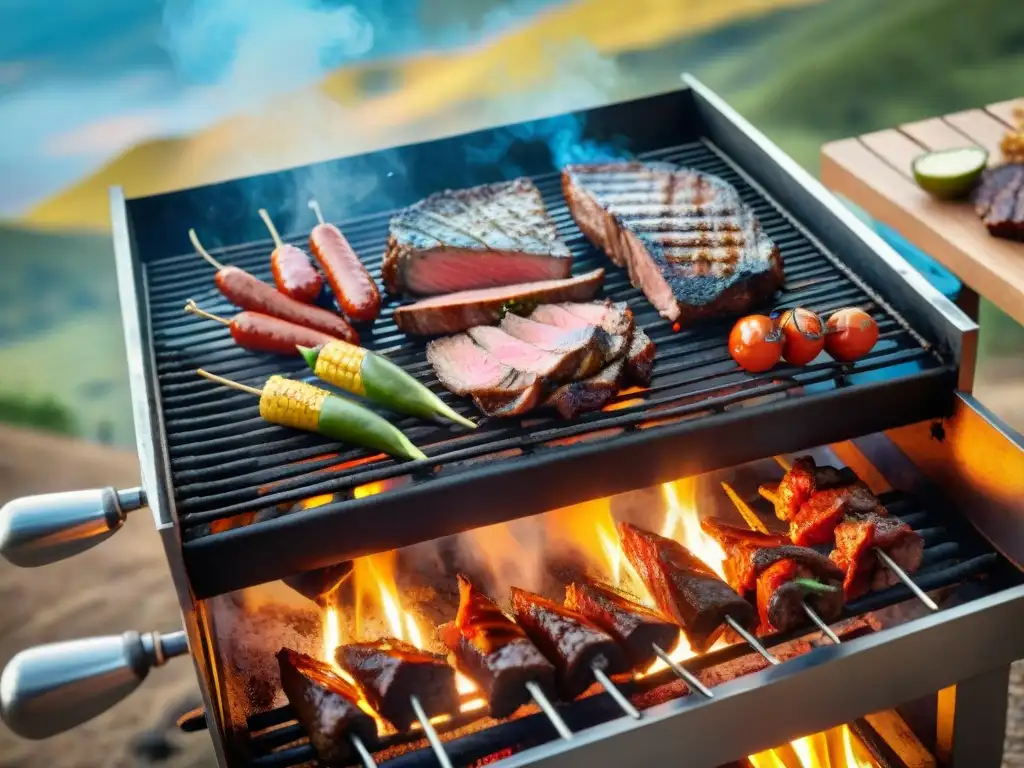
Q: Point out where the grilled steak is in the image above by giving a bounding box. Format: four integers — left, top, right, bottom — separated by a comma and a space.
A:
394, 268, 605, 336
426, 334, 536, 397
557, 300, 635, 338
499, 313, 604, 379
510, 586, 628, 699
564, 580, 679, 668
619, 522, 756, 652
277, 649, 378, 766
562, 163, 784, 324
473, 385, 544, 418
972, 163, 1024, 241
335, 638, 458, 729
831, 512, 924, 600
543, 358, 625, 418
439, 575, 555, 718
623, 329, 656, 386
383, 179, 572, 295
467, 325, 599, 382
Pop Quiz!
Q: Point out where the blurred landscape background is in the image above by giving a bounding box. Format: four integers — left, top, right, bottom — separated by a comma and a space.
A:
2, 0, 1024, 765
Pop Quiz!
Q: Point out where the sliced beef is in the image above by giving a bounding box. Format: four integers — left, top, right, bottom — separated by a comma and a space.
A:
623, 328, 656, 386
558, 300, 636, 338
383, 179, 572, 295
394, 268, 605, 336
277, 649, 378, 766
510, 586, 628, 699
830, 512, 925, 600
563, 163, 784, 325
426, 334, 536, 397
543, 358, 625, 418
335, 638, 458, 730
472, 383, 544, 418
618, 522, 756, 652
467, 325, 598, 382
529, 303, 633, 365
564, 579, 679, 668
972, 163, 1024, 241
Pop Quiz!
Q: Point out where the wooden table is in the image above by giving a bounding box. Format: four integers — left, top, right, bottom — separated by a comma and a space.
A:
820, 99, 1024, 325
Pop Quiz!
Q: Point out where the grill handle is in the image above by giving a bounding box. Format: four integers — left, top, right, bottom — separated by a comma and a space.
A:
0, 629, 188, 739
0, 487, 146, 567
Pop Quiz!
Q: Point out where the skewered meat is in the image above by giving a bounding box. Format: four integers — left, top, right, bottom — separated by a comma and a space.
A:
335, 638, 458, 730
394, 268, 605, 336
510, 586, 628, 699
562, 163, 784, 325
971, 163, 1024, 241
383, 179, 573, 296
438, 574, 555, 718
761, 456, 857, 521
831, 511, 925, 600
618, 522, 756, 652
277, 649, 377, 766
564, 579, 679, 667
789, 483, 881, 547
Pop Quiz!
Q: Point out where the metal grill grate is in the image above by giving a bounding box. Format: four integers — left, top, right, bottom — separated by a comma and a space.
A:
236, 488, 1003, 768
142, 139, 954, 596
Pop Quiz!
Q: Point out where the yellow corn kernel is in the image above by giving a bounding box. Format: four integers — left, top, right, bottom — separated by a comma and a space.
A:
259, 376, 328, 432
314, 340, 367, 396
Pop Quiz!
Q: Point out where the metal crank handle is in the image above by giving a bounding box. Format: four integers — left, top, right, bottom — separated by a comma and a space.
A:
0, 487, 146, 567
1, 630, 188, 739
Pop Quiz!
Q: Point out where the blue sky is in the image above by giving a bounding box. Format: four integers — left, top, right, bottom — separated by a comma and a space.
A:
0, 0, 561, 216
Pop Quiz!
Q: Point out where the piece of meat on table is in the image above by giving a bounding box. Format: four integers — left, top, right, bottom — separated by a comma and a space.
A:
830, 512, 925, 600
468, 325, 602, 382
426, 334, 537, 398
383, 178, 573, 295
789, 483, 882, 547
394, 268, 605, 336
439, 574, 555, 719
564, 579, 679, 668
510, 586, 628, 699
618, 522, 756, 653
335, 638, 458, 730
277, 649, 378, 766
971, 163, 1024, 241
562, 162, 784, 325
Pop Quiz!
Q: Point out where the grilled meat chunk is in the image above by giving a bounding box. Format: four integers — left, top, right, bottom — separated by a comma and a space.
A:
760, 456, 858, 522
558, 300, 636, 338
510, 586, 628, 699
468, 325, 602, 382
472, 385, 544, 418
426, 334, 537, 398
543, 358, 625, 418
971, 163, 1024, 241
277, 649, 377, 766
789, 483, 882, 547
831, 512, 925, 600
383, 179, 572, 295
563, 163, 784, 325
335, 638, 458, 730
618, 522, 756, 652
564, 580, 679, 668
394, 268, 605, 336
623, 329, 656, 386
439, 574, 555, 718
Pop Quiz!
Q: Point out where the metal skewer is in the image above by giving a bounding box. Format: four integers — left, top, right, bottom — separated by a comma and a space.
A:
650, 643, 714, 698
725, 616, 780, 665
801, 603, 841, 644
410, 696, 454, 768
525, 681, 573, 740
351, 735, 379, 768
591, 666, 642, 719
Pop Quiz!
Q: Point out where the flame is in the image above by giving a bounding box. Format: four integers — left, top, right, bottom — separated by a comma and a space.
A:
354, 480, 389, 499
661, 479, 727, 580
747, 726, 877, 767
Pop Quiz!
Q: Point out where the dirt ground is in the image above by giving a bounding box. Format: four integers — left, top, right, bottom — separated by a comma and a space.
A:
1, 361, 1023, 768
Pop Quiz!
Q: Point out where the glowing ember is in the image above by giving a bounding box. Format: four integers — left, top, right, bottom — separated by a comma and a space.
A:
747, 725, 878, 767
354, 480, 389, 499
660, 479, 727, 580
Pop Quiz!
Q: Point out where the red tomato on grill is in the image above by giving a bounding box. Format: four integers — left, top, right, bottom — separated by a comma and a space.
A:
777, 307, 825, 366
825, 308, 879, 362
729, 315, 783, 373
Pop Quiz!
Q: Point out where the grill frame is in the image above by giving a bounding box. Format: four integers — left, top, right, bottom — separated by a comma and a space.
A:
112, 76, 976, 600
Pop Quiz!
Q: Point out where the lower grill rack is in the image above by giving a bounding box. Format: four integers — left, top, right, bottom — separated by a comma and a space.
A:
240, 489, 1004, 768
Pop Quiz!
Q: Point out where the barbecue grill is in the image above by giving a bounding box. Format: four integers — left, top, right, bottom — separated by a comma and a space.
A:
2, 76, 1024, 768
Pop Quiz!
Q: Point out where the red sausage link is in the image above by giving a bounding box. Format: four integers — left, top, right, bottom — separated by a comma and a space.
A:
271, 244, 323, 304
309, 223, 381, 323
230, 311, 338, 356
215, 266, 359, 344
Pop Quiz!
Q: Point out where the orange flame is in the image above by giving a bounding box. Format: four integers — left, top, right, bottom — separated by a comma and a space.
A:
747, 725, 877, 767
660, 478, 727, 580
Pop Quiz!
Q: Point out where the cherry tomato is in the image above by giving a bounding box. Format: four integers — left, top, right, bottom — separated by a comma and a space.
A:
729, 314, 783, 373
825, 308, 879, 362
776, 307, 825, 366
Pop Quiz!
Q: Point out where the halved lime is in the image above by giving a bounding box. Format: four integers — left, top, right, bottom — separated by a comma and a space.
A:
911, 147, 988, 199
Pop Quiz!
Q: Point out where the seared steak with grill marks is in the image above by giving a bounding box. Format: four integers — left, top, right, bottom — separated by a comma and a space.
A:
384, 179, 572, 295
530, 303, 632, 365
563, 163, 784, 324
394, 268, 605, 336
972, 163, 1024, 241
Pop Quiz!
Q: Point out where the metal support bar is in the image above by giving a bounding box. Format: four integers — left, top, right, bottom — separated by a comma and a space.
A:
935, 666, 1010, 768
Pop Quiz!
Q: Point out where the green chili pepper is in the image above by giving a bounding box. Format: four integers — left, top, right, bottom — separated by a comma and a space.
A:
792, 577, 840, 596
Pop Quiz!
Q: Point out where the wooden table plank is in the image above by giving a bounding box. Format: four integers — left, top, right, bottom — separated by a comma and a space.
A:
859, 130, 924, 179
944, 109, 1008, 158
821, 136, 1024, 327
986, 98, 1023, 128
900, 118, 980, 153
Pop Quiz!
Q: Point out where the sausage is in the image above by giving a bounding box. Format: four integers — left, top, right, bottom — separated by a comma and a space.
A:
271, 243, 323, 303
215, 266, 358, 343
229, 311, 339, 356
310, 223, 381, 323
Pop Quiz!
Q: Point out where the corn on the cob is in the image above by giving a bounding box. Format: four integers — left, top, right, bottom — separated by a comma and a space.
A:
299, 342, 475, 429
259, 376, 329, 431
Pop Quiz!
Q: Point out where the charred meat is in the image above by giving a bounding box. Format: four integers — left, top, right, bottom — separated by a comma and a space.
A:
760, 456, 857, 522
618, 522, 756, 652
563, 163, 784, 325
335, 638, 458, 730
510, 586, 628, 699
971, 163, 1024, 241
831, 511, 925, 600
788, 483, 881, 547
393, 268, 605, 336
543, 358, 625, 418
384, 179, 572, 296
439, 574, 555, 718
277, 648, 377, 766
564, 579, 679, 668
